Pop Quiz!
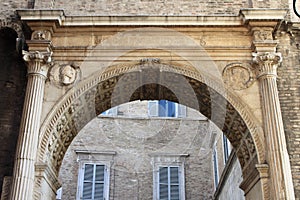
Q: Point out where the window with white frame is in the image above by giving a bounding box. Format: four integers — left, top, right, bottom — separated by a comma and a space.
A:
75, 150, 116, 200
158, 166, 181, 200
148, 100, 186, 118
213, 148, 219, 189
79, 163, 108, 200
222, 134, 232, 164
100, 106, 118, 116
151, 154, 188, 200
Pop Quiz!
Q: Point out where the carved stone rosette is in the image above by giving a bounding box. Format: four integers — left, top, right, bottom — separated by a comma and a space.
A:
10, 51, 52, 200
253, 52, 295, 200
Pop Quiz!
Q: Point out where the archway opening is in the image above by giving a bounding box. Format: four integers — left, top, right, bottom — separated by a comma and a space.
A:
39, 62, 261, 199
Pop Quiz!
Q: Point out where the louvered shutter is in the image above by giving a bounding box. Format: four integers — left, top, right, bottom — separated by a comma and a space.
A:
82, 164, 94, 199
159, 167, 168, 200
159, 166, 180, 200
94, 165, 105, 200
167, 101, 175, 117
170, 167, 180, 200
82, 164, 106, 200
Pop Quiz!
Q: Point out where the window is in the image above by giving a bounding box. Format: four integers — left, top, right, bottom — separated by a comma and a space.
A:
75, 150, 116, 200
222, 134, 231, 164
151, 154, 188, 200
79, 164, 108, 200
213, 148, 219, 189
158, 166, 181, 200
101, 106, 118, 116
148, 100, 186, 118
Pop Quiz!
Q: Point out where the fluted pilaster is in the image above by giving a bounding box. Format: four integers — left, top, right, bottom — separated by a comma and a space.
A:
253, 52, 295, 200
10, 51, 52, 200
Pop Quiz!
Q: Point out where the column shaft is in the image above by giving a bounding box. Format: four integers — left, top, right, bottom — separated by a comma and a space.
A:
254, 52, 295, 200
10, 51, 51, 200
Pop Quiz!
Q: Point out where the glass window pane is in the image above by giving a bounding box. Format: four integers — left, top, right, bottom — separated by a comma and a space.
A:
94, 183, 104, 200
159, 184, 168, 200
84, 164, 94, 181
167, 101, 175, 117
95, 165, 105, 182
159, 100, 167, 117
170, 167, 179, 184
159, 167, 168, 183
82, 182, 93, 199
170, 185, 180, 200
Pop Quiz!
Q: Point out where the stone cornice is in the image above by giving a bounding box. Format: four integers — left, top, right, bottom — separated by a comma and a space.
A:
17, 9, 287, 27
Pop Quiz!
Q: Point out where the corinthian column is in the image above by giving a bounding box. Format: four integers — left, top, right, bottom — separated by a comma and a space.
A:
10, 51, 52, 200
253, 52, 295, 200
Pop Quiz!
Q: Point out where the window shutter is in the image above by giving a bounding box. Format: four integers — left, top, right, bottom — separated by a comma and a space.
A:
95, 165, 105, 199
167, 101, 175, 117
158, 166, 180, 200
159, 167, 168, 199
177, 104, 186, 118
158, 100, 167, 117
170, 167, 180, 200
149, 101, 159, 116
82, 164, 94, 199
82, 164, 106, 200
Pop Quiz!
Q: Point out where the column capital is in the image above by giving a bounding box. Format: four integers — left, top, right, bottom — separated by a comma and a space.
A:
252, 52, 282, 79
22, 50, 52, 78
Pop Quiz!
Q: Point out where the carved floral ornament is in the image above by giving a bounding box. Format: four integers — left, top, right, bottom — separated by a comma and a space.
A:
22, 50, 52, 77
49, 63, 81, 86
252, 52, 282, 78
252, 28, 273, 41
222, 63, 255, 90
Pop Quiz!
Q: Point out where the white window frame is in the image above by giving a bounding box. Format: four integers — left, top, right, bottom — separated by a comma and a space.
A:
78, 163, 109, 200
75, 150, 116, 200
148, 100, 186, 118
222, 134, 232, 164
213, 147, 219, 189
151, 154, 188, 200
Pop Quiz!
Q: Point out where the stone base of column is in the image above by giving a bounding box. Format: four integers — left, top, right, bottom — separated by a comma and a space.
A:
1, 176, 12, 200
34, 162, 61, 200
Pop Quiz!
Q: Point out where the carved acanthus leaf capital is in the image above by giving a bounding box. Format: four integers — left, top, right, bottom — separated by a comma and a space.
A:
22, 50, 53, 78
252, 52, 282, 78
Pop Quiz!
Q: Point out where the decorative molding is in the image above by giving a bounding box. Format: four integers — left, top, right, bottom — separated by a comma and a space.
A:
23, 50, 52, 78
35, 162, 62, 192
222, 63, 254, 90
32, 30, 51, 40
252, 28, 274, 42
17, 9, 287, 27
252, 52, 282, 79
256, 164, 269, 200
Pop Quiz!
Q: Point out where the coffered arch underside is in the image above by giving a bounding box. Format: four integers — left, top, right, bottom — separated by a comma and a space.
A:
39, 61, 265, 178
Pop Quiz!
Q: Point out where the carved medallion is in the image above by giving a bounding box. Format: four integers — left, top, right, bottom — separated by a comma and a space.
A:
32, 30, 51, 40
49, 63, 80, 86
222, 63, 254, 90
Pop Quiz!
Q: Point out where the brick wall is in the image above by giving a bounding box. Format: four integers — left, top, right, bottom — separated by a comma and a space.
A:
0, 27, 27, 197
277, 30, 300, 199
34, 0, 288, 16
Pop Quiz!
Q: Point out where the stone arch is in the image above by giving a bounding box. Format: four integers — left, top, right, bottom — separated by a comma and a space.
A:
38, 60, 265, 183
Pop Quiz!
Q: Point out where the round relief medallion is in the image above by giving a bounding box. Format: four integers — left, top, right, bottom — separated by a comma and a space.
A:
222, 63, 254, 90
